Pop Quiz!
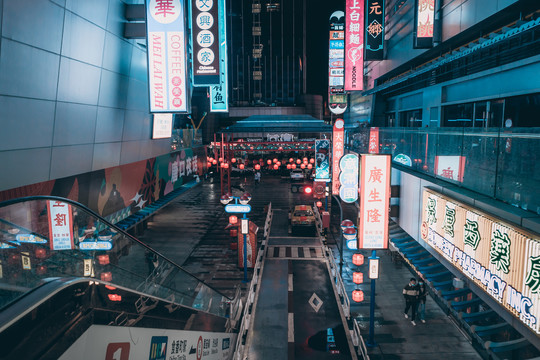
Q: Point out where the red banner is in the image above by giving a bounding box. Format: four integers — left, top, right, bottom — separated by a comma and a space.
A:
368, 127, 379, 154
345, 0, 364, 91
332, 119, 345, 195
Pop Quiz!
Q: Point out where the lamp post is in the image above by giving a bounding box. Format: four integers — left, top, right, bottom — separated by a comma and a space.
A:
221, 192, 252, 283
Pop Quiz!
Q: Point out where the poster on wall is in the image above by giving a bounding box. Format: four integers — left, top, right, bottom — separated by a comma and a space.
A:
152, 113, 173, 139
358, 154, 390, 249
145, 0, 189, 113
345, 0, 364, 91
365, 0, 385, 60
210, 0, 228, 112
191, 0, 221, 85
332, 119, 345, 195
421, 189, 540, 335
328, 11, 347, 115
47, 201, 74, 250
315, 139, 331, 181
414, 0, 435, 48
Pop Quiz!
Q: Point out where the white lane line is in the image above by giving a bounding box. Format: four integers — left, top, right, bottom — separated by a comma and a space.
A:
288, 313, 294, 342
288, 274, 293, 291
267, 246, 274, 257
291, 247, 298, 258
303, 247, 311, 258
315, 247, 322, 258
279, 247, 286, 258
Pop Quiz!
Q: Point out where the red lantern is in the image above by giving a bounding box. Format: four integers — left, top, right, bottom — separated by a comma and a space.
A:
353, 272, 364, 284
232, 158, 237, 163
307, 164, 312, 169
255, 164, 261, 170
230, 229, 238, 237
300, 164, 306, 169
97, 254, 110, 265
291, 164, 297, 169
207, 162, 212, 168
310, 158, 315, 164
100, 272, 112, 282
273, 158, 278, 163
316, 201, 323, 208
352, 253, 364, 266
239, 164, 245, 170
253, 160, 258, 164
278, 146, 283, 150
273, 164, 278, 170
108, 294, 122, 302
35, 248, 47, 259
277, 161, 281, 166
219, 157, 223, 162
303, 157, 308, 162
229, 215, 238, 224
212, 159, 217, 165
286, 164, 291, 169
267, 159, 272, 165
289, 158, 294, 163
352, 290, 364, 302
296, 159, 301, 164
224, 163, 229, 169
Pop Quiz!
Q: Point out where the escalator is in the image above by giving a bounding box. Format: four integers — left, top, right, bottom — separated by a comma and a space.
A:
0, 196, 238, 359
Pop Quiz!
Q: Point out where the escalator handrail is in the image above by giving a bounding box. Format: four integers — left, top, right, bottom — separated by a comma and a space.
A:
0, 195, 232, 300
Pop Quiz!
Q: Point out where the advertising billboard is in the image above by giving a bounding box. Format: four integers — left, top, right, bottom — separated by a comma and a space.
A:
315, 139, 331, 181
332, 119, 345, 195
209, 0, 228, 112
328, 11, 347, 115
152, 113, 173, 139
191, 0, 221, 85
345, 0, 364, 91
414, 0, 435, 48
47, 200, 74, 250
365, 0, 385, 60
422, 189, 540, 335
145, 0, 189, 113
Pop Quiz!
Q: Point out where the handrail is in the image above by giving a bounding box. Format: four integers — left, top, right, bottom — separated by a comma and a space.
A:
353, 319, 370, 360
324, 244, 350, 319
0, 195, 233, 301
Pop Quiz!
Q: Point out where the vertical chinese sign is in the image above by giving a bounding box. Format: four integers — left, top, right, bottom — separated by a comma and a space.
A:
339, 153, 359, 203
365, 0, 385, 61
146, 0, 189, 113
315, 139, 331, 181
210, 0, 228, 112
368, 127, 379, 153
345, 0, 364, 91
414, 0, 434, 48
191, 0, 221, 85
47, 201, 74, 250
328, 11, 347, 115
332, 119, 345, 195
358, 154, 390, 249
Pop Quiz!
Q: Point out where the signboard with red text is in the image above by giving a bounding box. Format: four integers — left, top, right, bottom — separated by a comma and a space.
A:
365, 0, 385, 60
435, 156, 466, 182
368, 127, 379, 153
191, 0, 221, 85
358, 155, 391, 249
145, 0, 189, 112
47, 201, 74, 250
332, 119, 345, 195
414, 0, 435, 48
328, 11, 347, 115
345, 0, 364, 91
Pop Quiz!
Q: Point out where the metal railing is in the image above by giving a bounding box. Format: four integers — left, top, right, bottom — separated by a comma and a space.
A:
352, 319, 370, 359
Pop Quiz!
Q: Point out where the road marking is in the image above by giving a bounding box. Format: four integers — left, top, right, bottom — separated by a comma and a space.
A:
303, 247, 311, 258
291, 247, 298, 258
308, 292, 323, 313
288, 274, 293, 291
315, 247, 322, 258
279, 247, 286, 258
288, 313, 294, 342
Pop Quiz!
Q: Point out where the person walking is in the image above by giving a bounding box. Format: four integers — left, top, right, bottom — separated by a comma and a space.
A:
418, 278, 427, 323
403, 277, 420, 326
254, 171, 261, 185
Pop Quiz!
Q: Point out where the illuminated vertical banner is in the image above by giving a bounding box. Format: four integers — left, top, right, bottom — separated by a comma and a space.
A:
365, 0, 385, 60
358, 154, 391, 249
328, 11, 347, 115
210, 0, 228, 112
339, 154, 359, 203
315, 139, 331, 181
332, 119, 345, 195
191, 0, 221, 85
368, 127, 379, 153
47, 201, 74, 250
414, 0, 435, 48
146, 0, 189, 113
345, 0, 364, 91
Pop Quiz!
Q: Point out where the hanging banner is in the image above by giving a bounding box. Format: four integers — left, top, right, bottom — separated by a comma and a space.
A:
191, 0, 221, 85
47, 200, 75, 250
421, 189, 540, 335
210, 0, 228, 112
365, 0, 385, 60
339, 154, 359, 203
414, 0, 435, 48
328, 11, 347, 115
368, 127, 379, 153
345, 0, 364, 91
358, 154, 390, 249
145, 0, 189, 113
315, 139, 331, 181
332, 119, 345, 195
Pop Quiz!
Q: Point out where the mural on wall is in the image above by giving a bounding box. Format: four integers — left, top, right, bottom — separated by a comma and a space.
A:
0, 147, 207, 224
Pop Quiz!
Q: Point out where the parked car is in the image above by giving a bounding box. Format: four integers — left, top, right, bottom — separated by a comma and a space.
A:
290, 169, 304, 180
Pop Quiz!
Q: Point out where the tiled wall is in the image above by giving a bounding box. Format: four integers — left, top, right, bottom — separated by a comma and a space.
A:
0, 0, 170, 192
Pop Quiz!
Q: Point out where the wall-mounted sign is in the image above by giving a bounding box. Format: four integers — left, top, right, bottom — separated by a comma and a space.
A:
414, 0, 434, 48
332, 119, 345, 195
191, 0, 221, 85
368, 127, 379, 153
345, 0, 364, 91
47, 200, 74, 250
315, 139, 331, 181
339, 154, 359, 203
369, 257, 379, 279
209, 0, 228, 112
435, 156, 465, 182
152, 113, 173, 139
421, 189, 540, 335
365, 0, 385, 60
225, 204, 251, 213
328, 11, 347, 115
358, 154, 390, 249
145, 0, 189, 113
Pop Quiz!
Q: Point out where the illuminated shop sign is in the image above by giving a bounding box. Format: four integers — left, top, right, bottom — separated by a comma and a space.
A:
332, 119, 345, 195
339, 153, 359, 203
209, 0, 228, 112
368, 127, 379, 153
414, 0, 434, 48
145, 0, 189, 113
152, 113, 173, 139
422, 189, 540, 334
345, 0, 364, 91
358, 154, 390, 249
328, 11, 347, 115
365, 0, 385, 60
191, 0, 221, 85
315, 139, 331, 181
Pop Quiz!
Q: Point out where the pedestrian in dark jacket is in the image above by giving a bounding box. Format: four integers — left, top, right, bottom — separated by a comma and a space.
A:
403, 277, 419, 325
418, 279, 427, 323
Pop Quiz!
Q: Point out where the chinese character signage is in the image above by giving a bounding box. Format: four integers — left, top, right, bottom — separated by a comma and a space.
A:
368, 127, 379, 153
328, 11, 347, 115
152, 113, 173, 139
47, 201, 74, 250
191, 0, 221, 85
315, 139, 331, 181
145, 0, 189, 113
414, 0, 434, 48
332, 119, 345, 195
345, 0, 364, 91
365, 0, 385, 60
421, 189, 540, 335
339, 154, 359, 203
358, 154, 390, 249
435, 156, 465, 182
210, 0, 228, 112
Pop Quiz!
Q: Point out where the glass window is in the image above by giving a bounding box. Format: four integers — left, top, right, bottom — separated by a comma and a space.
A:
504, 93, 540, 127
473, 102, 487, 128
442, 103, 473, 127
398, 109, 423, 127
